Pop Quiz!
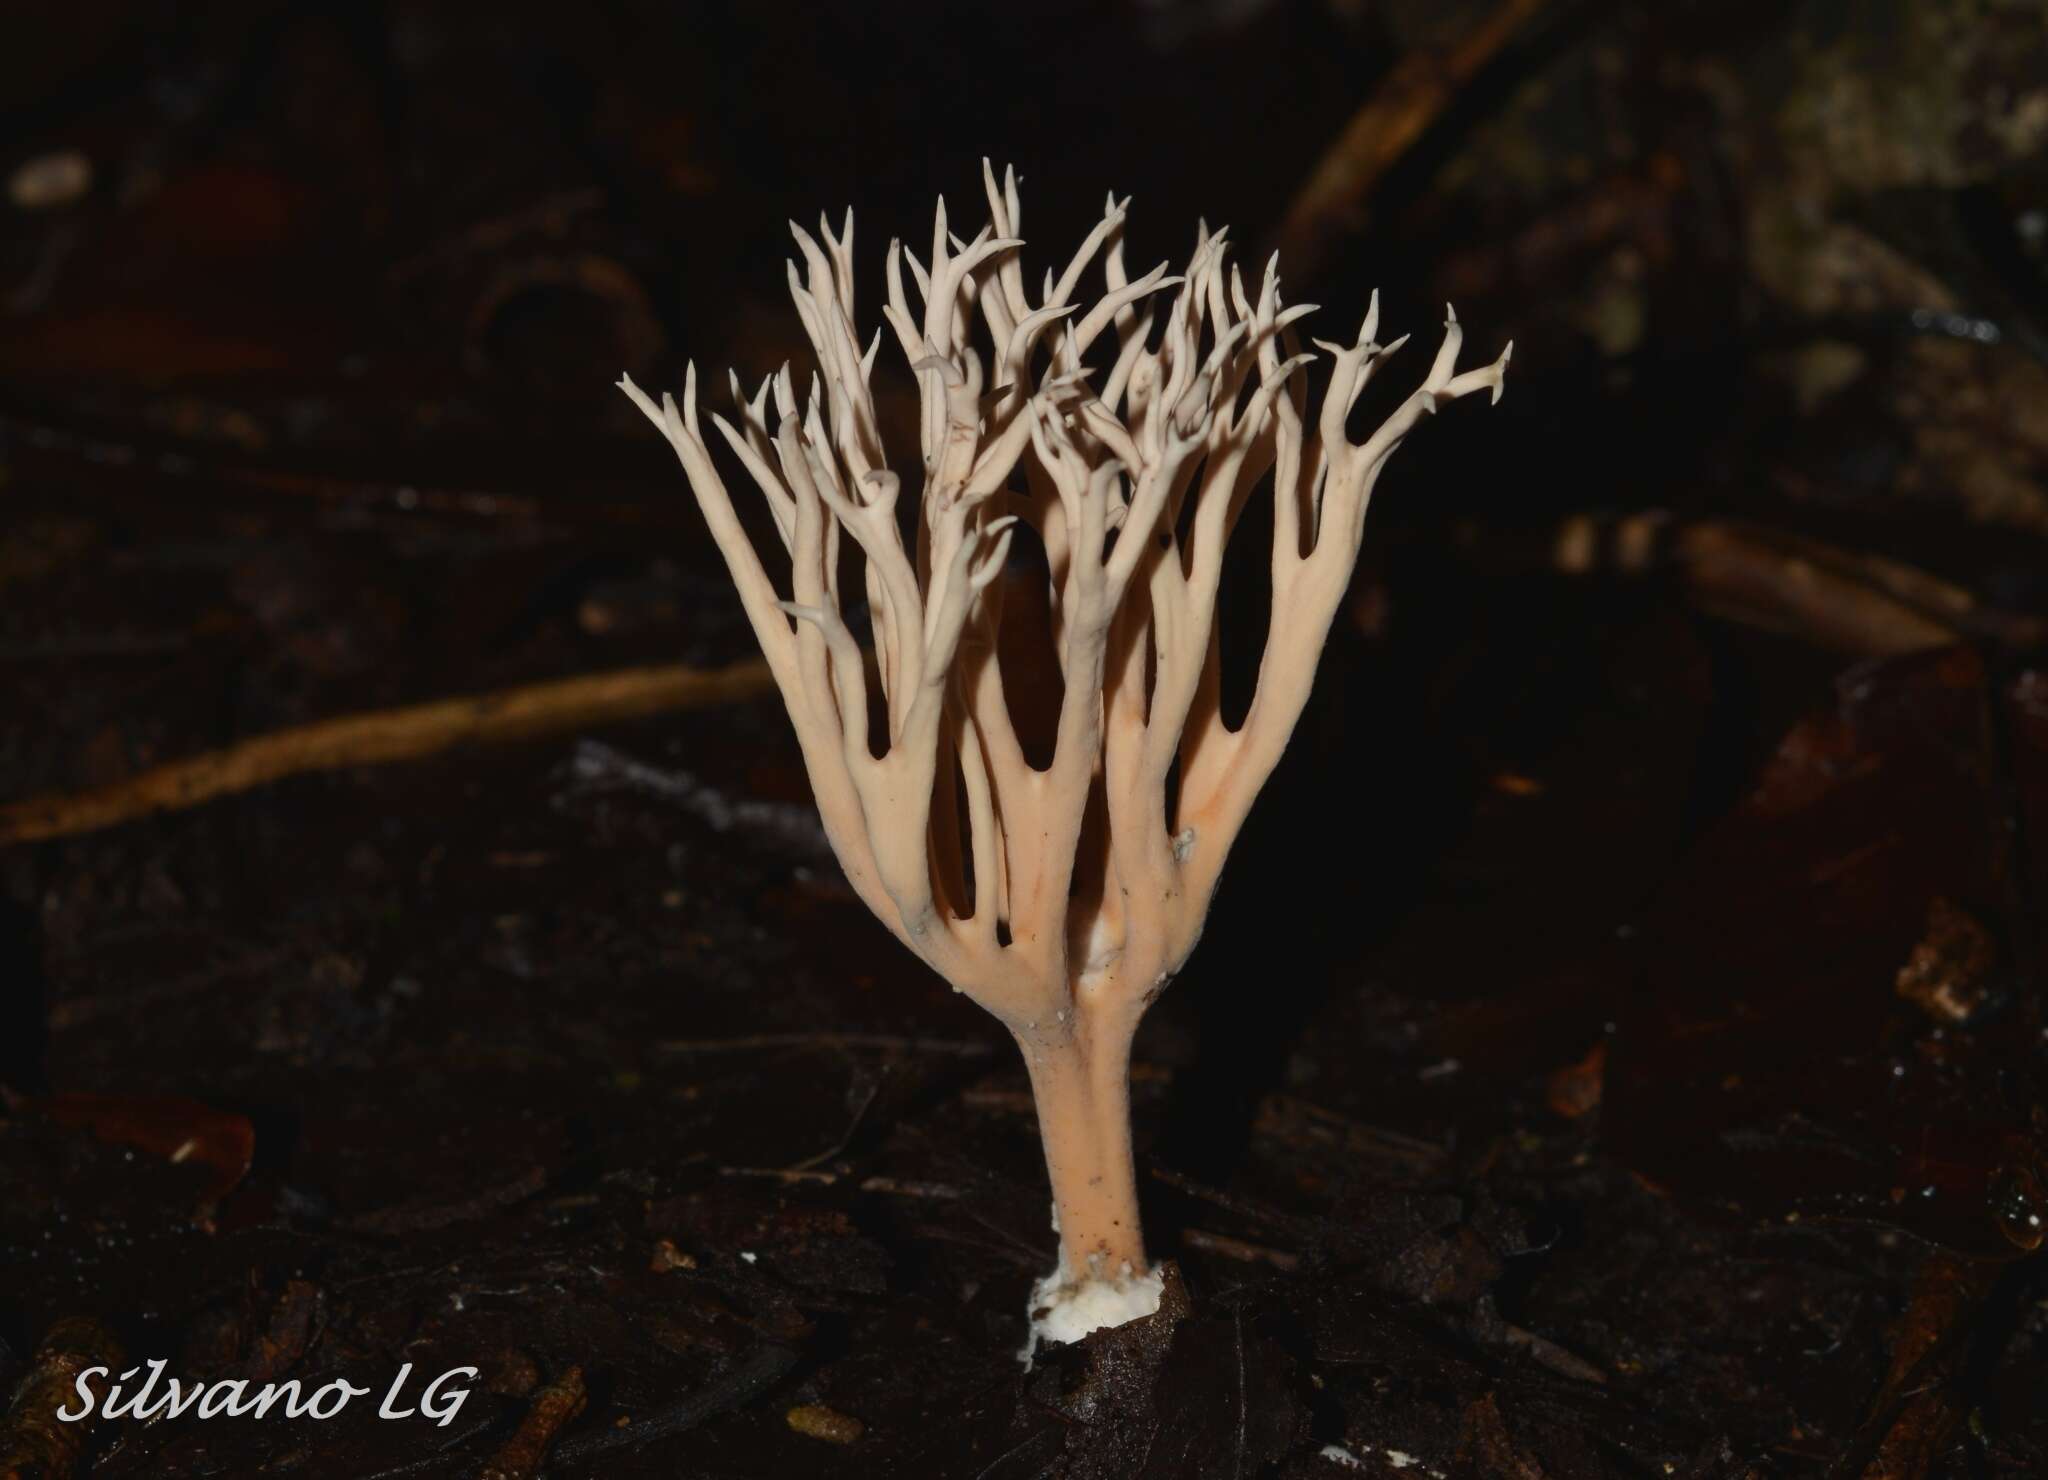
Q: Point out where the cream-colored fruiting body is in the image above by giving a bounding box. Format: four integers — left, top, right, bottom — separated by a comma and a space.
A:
621, 163, 1507, 1345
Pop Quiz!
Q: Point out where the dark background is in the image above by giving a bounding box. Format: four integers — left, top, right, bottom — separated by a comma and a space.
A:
2, 2, 2046, 1477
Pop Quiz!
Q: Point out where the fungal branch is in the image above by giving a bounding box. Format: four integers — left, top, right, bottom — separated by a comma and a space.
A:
620, 161, 1508, 1346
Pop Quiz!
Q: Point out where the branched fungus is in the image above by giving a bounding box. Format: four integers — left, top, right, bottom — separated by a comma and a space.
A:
621, 163, 1508, 1351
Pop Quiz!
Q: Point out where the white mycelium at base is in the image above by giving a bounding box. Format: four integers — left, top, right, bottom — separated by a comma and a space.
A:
1020, 1253, 1165, 1364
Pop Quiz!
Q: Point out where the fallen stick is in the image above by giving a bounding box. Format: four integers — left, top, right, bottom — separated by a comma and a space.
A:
1544, 511, 2046, 656
652, 1032, 997, 1058
477, 1365, 587, 1480
0, 1317, 124, 1480
1827, 1252, 1998, 1480
0, 658, 775, 845
1268, 0, 1553, 282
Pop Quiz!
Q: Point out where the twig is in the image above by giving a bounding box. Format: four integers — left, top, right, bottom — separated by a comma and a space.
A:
1268, 0, 1553, 281
1824, 1252, 1999, 1480
652, 1032, 997, 1058
787, 1067, 883, 1173
1253, 1095, 1450, 1174
1150, 1164, 1313, 1237
0, 1317, 124, 1480
47, 948, 288, 1031
0, 658, 775, 845
1542, 512, 2046, 656
719, 1166, 840, 1186
1459, 1392, 1552, 1480
477, 1365, 587, 1480
1500, 1323, 1608, 1385
1181, 1228, 1303, 1271
856, 1175, 962, 1200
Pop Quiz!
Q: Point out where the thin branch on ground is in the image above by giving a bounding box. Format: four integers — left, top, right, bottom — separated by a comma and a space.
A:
0, 658, 775, 845
1267, 0, 1554, 282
